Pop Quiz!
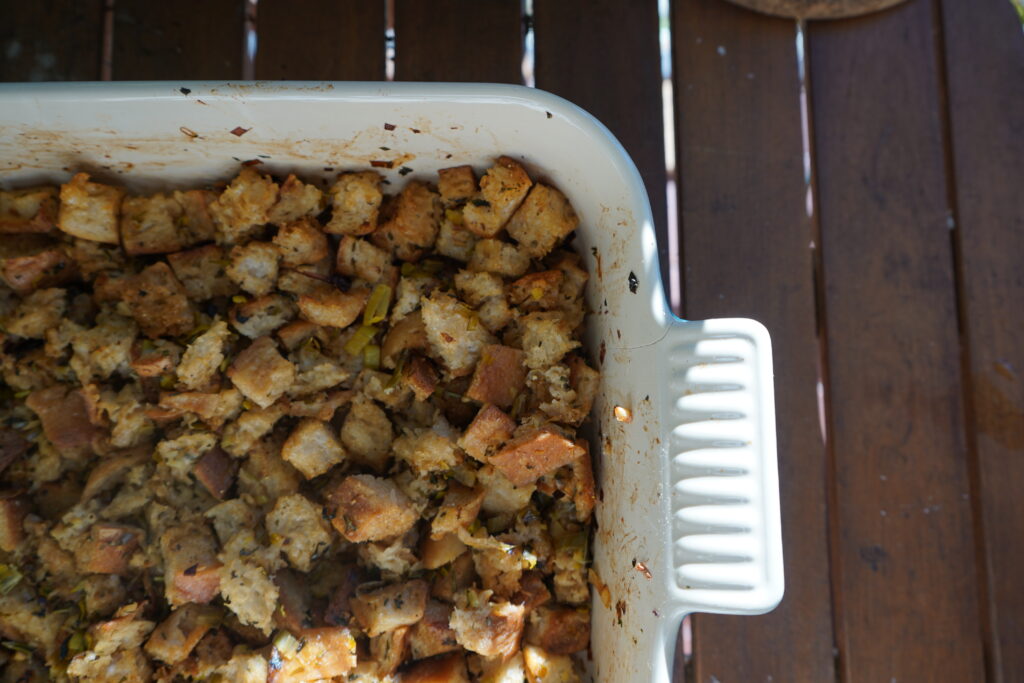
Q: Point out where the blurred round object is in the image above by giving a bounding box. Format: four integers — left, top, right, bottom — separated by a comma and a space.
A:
722, 0, 909, 19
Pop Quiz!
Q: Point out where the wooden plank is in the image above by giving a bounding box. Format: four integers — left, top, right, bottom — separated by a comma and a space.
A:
533, 0, 669, 291
393, 0, 522, 83
0, 0, 104, 81
255, 0, 385, 80
806, 2, 985, 680
671, 1, 835, 680
939, 0, 1024, 678
112, 0, 244, 80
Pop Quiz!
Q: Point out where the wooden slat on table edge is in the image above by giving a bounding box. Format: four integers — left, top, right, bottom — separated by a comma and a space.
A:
671, 1, 837, 681
532, 0, 670, 296
112, 0, 244, 79
806, 1, 985, 680
0, 0, 104, 81
939, 0, 1024, 678
393, 0, 523, 83
255, 0, 385, 80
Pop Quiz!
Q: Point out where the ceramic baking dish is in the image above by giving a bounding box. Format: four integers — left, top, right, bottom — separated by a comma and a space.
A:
0, 82, 783, 682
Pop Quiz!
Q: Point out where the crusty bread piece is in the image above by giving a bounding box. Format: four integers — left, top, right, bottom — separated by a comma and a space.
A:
465, 344, 527, 409
281, 418, 345, 480
166, 244, 236, 301
324, 474, 418, 543
450, 598, 525, 659
160, 522, 222, 607
58, 172, 124, 244
144, 603, 221, 665
403, 652, 471, 683
506, 184, 579, 258
393, 427, 461, 475
177, 320, 232, 392
120, 193, 189, 255
226, 336, 296, 408
0, 186, 58, 234
519, 311, 580, 369
458, 404, 516, 462
489, 426, 584, 487
272, 216, 329, 267
268, 174, 325, 225
420, 291, 496, 377
437, 165, 477, 205
229, 292, 295, 339
350, 579, 428, 637
265, 493, 333, 571
209, 167, 279, 245
297, 284, 369, 329
371, 180, 442, 261
326, 171, 383, 235
226, 241, 280, 297
340, 397, 393, 472
525, 605, 590, 655
122, 261, 195, 338
467, 238, 531, 278
0, 236, 76, 295
462, 157, 532, 238
336, 235, 395, 284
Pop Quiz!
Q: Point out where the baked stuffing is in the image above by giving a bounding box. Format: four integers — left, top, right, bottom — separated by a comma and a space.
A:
0, 157, 596, 682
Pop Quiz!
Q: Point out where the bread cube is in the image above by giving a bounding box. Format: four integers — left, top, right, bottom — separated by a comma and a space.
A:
340, 397, 393, 472
520, 312, 579, 369
272, 217, 329, 267
477, 465, 536, 515
462, 157, 533, 238
145, 603, 222, 665
336, 235, 395, 284
193, 445, 238, 499
129, 338, 181, 378
173, 188, 218, 242
269, 627, 358, 681
431, 483, 485, 539
120, 193, 190, 255
123, 261, 195, 338
266, 493, 333, 571
454, 269, 504, 306
507, 184, 579, 258
268, 174, 325, 225
297, 284, 369, 328
26, 384, 102, 459
381, 309, 428, 368
177, 319, 231, 391
403, 355, 439, 401
227, 336, 296, 408
450, 599, 525, 658
393, 428, 461, 475
0, 235, 76, 295
157, 389, 243, 430
7, 286, 66, 338
230, 292, 296, 339
0, 493, 28, 552
75, 523, 143, 575
408, 600, 460, 660
436, 216, 479, 262
209, 167, 279, 244
226, 241, 280, 296
403, 652, 471, 683
522, 644, 579, 682
421, 291, 496, 377
509, 269, 564, 311
324, 474, 418, 543
466, 344, 527, 409
58, 172, 124, 244
218, 554, 278, 635
468, 238, 531, 278
372, 180, 442, 261
0, 186, 58, 233
326, 170, 383, 235
166, 244, 236, 301
219, 403, 286, 457
350, 579, 428, 637
437, 165, 477, 204
275, 319, 320, 350
525, 605, 590, 655
459, 405, 516, 462
281, 418, 345, 479
490, 426, 584, 487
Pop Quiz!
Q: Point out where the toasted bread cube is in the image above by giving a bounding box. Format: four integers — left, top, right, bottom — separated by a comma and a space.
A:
480, 652, 527, 683
326, 171, 383, 235
421, 291, 496, 377
276, 319, 320, 350
0, 236, 76, 295
297, 284, 369, 328
227, 336, 296, 408
369, 625, 410, 677
75, 523, 143, 575
173, 188, 218, 242
177, 319, 232, 391
509, 269, 564, 311
272, 217, 329, 267
268, 174, 325, 225
209, 167, 279, 244
218, 554, 278, 635
226, 241, 280, 296
421, 532, 468, 570
466, 344, 527, 409
7, 286, 66, 338
371, 180, 442, 260
129, 338, 181, 378
525, 605, 590, 655
0, 494, 28, 552
58, 172, 124, 244
431, 483, 485, 539
220, 403, 287, 457
123, 261, 195, 338
404, 652, 471, 683
567, 440, 596, 522
381, 309, 428, 369
468, 238, 531, 278
157, 389, 243, 430
230, 292, 296, 339
477, 465, 536, 515
393, 428, 461, 475
507, 184, 579, 258
490, 426, 584, 487
436, 217, 479, 262
454, 270, 504, 307
462, 157, 533, 238
408, 600, 460, 660
404, 355, 439, 400
520, 312, 579, 369
450, 599, 525, 658
340, 397, 393, 472
514, 571, 553, 613
567, 356, 599, 418
281, 418, 345, 479
266, 494, 333, 571
350, 579, 428, 637
161, 522, 222, 606
26, 384, 103, 459
0, 429, 30, 479
459, 405, 516, 462
325, 474, 418, 543
270, 627, 358, 682
336, 235, 394, 284
193, 446, 238, 499
120, 193, 189, 255
0, 186, 58, 233
523, 644, 579, 683
205, 499, 258, 546
145, 604, 222, 665
167, 244, 236, 301
438, 165, 477, 204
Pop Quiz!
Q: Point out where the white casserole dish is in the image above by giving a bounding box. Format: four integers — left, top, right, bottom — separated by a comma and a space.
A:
0, 82, 783, 682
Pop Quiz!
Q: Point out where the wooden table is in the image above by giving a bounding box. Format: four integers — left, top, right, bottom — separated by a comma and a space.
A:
2, 0, 1021, 680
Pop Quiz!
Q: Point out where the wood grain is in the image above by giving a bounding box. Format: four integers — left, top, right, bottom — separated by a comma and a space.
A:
112, 0, 244, 80
0, 0, 104, 81
939, 0, 1024, 677
393, 0, 522, 83
807, 1, 985, 679
672, 1, 836, 680
533, 0, 669, 294
255, 0, 385, 80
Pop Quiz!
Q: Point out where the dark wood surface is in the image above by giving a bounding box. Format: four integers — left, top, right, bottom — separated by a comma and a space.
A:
4, 0, 1023, 679
672, 1, 836, 680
